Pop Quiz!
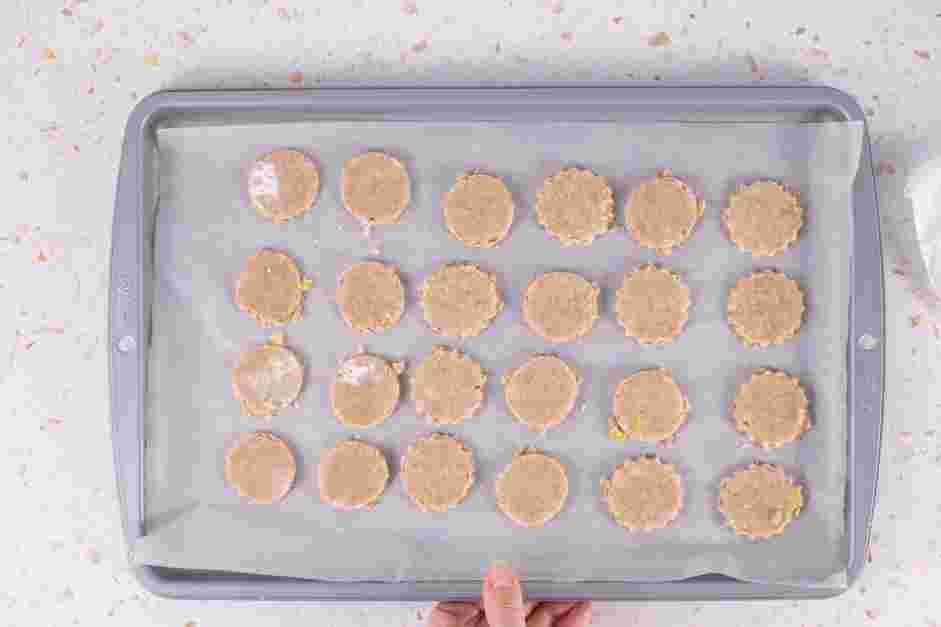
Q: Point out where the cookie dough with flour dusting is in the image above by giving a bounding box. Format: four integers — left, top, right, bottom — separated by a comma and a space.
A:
231, 337, 304, 417
330, 353, 402, 428
246, 148, 320, 223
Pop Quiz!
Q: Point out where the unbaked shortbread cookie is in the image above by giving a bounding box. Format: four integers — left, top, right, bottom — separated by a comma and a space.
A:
723, 180, 804, 257
443, 173, 515, 248
412, 346, 487, 425
401, 433, 476, 512
535, 168, 615, 245
503, 354, 580, 432
732, 369, 810, 448
336, 261, 405, 333
330, 353, 402, 428
247, 148, 320, 223
224, 432, 297, 504
419, 263, 504, 338
615, 265, 691, 344
522, 272, 600, 343
601, 456, 684, 531
232, 338, 304, 417
318, 439, 390, 510
624, 170, 703, 254
342, 152, 410, 225
718, 463, 804, 539
235, 249, 307, 327
495, 449, 569, 527
609, 368, 688, 443
727, 270, 805, 347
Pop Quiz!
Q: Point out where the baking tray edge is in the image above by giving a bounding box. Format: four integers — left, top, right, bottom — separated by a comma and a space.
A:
108, 84, 884, 601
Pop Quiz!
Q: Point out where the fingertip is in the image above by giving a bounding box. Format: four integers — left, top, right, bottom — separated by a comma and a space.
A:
427, 601, 481, 627
560, 600, 593, 627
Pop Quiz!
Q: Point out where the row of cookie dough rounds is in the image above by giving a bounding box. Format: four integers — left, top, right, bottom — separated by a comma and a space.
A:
235, 339, 810, 450
235, 248, 806, 347
248, 149, 805, 256
226, 431, 803, 539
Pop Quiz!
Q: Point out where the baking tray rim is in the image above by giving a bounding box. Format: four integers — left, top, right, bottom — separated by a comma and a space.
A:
109, 84, 884, 601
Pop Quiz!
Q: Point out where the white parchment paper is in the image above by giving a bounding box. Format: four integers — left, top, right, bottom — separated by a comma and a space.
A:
134, 120, 862, 585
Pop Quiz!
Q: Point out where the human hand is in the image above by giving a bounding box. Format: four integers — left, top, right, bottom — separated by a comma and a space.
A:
426, 562, 592, 627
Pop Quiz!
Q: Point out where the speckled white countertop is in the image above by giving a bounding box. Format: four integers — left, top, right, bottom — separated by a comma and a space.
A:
2, 1, 940, 625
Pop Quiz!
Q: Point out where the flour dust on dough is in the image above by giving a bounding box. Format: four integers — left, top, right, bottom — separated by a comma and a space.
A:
246, 148, 320, 223
232, 339, 304, 417
330, 353, 402, 428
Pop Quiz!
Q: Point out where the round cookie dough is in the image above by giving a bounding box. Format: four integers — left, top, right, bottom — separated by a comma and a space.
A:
718, 463, 804, 539
336, 261, 405, 333
535, 168, 614, 245
235, 248, 306, 327
341, 152, 410, 225
614, 265, 691, 345
732, 369, 810, 448
401, 433, 476, 512
723, 180, 804, 257
609, 368, 688, 443
522, 272, 600, 343
602, 456, 683, 531
318, 439, 390, 510
330, 353, 402, 428
495, 450, 569, 528
224, 432, 297, 504
247, 148, 319, 223
412, 346, 487, 425
418, 263, 504, 338
624, 170, 703, 254
232, 342, 304, 417
503, 354, 580, 432
443, 173, 515, 248
727, 270, 805, 347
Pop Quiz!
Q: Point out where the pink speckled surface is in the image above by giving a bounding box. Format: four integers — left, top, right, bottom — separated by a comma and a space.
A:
2, 0, 940, 625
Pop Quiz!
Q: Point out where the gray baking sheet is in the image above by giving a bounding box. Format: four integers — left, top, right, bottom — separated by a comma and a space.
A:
134, 120, 862, 586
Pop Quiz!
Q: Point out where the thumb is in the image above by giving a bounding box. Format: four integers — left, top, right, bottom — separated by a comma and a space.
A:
482, 562, 526, 627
